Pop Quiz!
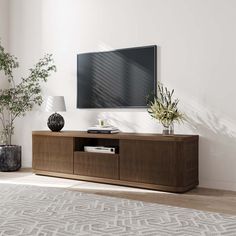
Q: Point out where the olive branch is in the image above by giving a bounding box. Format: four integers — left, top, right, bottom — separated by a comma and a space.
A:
0, 41, 56, 144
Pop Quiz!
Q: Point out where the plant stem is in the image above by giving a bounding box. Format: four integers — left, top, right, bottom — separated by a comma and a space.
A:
0, 111, 7, 144
9, 112, 12, 145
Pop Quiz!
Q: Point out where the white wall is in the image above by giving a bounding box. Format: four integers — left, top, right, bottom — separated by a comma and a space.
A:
0, 0, 9, 88
8, 0, 236, 191
0, 0, 9, 47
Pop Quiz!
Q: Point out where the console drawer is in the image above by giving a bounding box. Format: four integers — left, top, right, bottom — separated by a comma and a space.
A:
74, 152, 119, 179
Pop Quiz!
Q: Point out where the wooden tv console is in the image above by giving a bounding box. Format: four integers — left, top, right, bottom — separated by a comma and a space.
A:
32, 131, 199, 193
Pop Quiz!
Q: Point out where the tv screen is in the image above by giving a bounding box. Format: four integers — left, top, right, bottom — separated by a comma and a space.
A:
77, 45, 157, 108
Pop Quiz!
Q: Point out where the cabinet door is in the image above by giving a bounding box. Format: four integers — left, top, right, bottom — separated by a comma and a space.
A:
32, 135, 73, 174
120, 140, 179, 186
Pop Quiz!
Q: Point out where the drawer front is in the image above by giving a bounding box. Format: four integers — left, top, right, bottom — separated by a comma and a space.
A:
32, 135, 74, 174
74, 152, 119, 179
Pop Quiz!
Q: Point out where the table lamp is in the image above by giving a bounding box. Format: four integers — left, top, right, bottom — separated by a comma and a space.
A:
45, 96, 66, 132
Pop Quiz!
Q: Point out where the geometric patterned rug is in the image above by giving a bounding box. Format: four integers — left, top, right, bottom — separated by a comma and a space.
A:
0, 184, 236, 236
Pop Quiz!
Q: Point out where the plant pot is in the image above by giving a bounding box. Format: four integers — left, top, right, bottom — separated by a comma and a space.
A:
0, 145, 21, 171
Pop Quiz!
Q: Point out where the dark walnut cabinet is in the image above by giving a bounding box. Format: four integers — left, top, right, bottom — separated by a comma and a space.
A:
32, 131, 199, 193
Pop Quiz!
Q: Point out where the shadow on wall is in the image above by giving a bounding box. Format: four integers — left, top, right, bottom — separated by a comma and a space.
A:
97, 110, 142, 132
183, 99, 236, 187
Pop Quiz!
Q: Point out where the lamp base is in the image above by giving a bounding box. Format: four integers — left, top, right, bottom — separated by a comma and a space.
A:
47, 113, 64, 132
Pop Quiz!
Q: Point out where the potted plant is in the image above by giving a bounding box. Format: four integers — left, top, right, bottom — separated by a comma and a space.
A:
147, 83, 184, 135
0, 41, 56, 171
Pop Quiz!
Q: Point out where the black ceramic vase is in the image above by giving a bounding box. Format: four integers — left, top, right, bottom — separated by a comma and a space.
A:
0, 145, 21, 171
47, 112, 65, 132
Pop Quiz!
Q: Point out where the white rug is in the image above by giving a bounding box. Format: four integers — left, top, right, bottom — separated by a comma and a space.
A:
0, 183, 235, 236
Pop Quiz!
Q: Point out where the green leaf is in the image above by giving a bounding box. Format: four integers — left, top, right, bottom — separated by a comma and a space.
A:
0, 41, 56, 144
146, 82, 184, 126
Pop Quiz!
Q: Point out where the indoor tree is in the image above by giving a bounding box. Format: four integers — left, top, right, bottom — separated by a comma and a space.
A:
0, 41, 56, 145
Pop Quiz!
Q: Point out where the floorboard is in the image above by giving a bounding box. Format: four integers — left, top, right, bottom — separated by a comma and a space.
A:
1, 169, 235, 215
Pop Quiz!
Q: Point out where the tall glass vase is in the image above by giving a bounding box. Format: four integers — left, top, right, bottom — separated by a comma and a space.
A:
162, 123, 174, 135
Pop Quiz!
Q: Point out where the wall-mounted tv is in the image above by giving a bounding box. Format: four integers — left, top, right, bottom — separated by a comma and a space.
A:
77, 45, 157, 108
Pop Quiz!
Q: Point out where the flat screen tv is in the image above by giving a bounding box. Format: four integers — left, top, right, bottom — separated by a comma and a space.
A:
77, 45, 157, 108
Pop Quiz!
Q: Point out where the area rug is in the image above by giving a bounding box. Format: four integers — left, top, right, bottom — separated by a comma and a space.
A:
0, 184, 236, 236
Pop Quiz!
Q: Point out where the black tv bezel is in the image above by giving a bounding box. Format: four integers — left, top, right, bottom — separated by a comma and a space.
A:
77, 45, 157, 109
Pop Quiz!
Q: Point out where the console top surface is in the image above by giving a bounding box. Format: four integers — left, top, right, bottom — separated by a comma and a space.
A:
32, 131, 198, 142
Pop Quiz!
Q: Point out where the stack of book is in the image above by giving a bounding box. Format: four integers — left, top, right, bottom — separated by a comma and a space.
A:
87, 125, 119, 134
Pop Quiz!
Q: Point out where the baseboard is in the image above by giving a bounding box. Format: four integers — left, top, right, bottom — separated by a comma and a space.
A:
20, 167, 32, 172
199, 179, 236, 192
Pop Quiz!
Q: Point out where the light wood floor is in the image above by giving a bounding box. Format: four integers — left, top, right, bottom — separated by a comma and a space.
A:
1, 169, 236, 215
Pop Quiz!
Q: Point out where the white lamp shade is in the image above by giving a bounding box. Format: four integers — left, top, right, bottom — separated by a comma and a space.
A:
45, 96, 66, 112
